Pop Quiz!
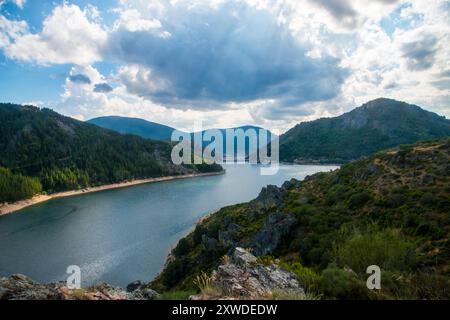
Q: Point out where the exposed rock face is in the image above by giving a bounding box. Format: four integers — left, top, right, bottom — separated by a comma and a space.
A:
125, 281, 160, 300
254, 185, 285, 208
193, 248, 304, 299
250, 212, 295, 256
0, 274, 159, 300
0, 274, 62, 300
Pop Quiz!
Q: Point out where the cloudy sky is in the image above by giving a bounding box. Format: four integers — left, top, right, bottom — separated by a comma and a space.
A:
0, 0, 449, 133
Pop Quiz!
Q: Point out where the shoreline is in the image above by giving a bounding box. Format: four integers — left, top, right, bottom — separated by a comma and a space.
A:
0, 170, 225, 217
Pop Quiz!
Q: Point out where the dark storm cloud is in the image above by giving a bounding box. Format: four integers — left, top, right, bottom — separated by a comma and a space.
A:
312, 0, 357, 19
69, 74, 91, 84
93, 83, 113, 93
310, 0, 401, 28
105, 2, 349, 111
401, 35, 438, 71
431, 79, 450, 90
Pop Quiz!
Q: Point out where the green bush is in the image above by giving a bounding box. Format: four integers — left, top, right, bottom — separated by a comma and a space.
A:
174, 238, 191, 257
320, 265, 372, 299
333, 225, 416, 273
348, 190, 372, 209
279, 261, 321, 292
163, 258, 188, 288
193, 224, 207, 246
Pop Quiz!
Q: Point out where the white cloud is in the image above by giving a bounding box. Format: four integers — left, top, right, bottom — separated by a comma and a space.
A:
1, 0, 449, 131
56, 65, 264, 132
2, 3, 107, 65
13, 0, 25, 8
0, 15, 27, 47
113, 9, 163, 32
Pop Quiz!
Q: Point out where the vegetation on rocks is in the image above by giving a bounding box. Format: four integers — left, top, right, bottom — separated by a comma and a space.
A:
153, 138, 450, 299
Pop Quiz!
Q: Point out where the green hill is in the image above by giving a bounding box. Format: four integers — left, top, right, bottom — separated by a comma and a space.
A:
87, 116, 178, 141
152, 138, 450, 299
280, 98, 450, 163
0, 103, 222, 202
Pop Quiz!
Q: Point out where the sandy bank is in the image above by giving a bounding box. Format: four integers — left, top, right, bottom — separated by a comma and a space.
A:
0, 171, 225, 216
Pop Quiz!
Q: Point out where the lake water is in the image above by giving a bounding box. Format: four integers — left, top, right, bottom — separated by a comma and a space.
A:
0, 164, 337, 287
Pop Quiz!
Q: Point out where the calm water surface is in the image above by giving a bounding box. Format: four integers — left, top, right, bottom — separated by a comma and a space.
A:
0, 164, 337, 287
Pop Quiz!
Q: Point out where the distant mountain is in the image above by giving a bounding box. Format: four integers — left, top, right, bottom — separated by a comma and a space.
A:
87, 116, 178, 141
88, 116, 275, 160
192, 126, 276, 160
0, 103, 222, 202
280, 98, 450, 163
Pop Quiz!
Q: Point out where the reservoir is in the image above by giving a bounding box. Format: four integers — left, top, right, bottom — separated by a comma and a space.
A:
0, 164, 337, 287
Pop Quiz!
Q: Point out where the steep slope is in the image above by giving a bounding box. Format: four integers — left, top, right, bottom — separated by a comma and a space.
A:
280, 98, 450, 163
153, 138, 450, 299
87, 116, 178, 141
0, 103, 222, 200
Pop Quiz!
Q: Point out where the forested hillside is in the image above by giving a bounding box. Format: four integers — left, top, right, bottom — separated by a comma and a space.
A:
280, 98, 450, 163
152, 139, 450, 299
0, 103, 222, 202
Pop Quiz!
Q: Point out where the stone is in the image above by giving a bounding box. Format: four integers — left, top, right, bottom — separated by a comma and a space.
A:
0, 274, 159, 300
250, 212, 295, 256
207, 248, 304, 299
126, 280, 143, 292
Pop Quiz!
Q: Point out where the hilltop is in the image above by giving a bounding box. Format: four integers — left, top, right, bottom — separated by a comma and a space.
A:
280, 98, 450, 163
87, 116, 178, 141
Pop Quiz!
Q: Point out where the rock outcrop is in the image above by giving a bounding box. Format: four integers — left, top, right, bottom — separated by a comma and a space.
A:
0, 274, 159, 300
191, 248, 304, 299
250, 212, 295, 256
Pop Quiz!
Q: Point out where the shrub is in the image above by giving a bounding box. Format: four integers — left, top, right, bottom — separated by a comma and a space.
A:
174, 238, 190, 257
193, 224, 207, 245
348, 190, 372, 209
279, 261, 321, 292
193, 271, 220, 297
333, 225, 416, 273
320, 265, 372, 299
163, 258, 188, 288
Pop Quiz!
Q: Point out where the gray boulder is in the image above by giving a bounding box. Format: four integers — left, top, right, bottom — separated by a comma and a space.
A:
206, 248, 304, 299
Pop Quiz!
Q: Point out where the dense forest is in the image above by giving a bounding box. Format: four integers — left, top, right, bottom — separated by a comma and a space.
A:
0, 103, 222, 202
0, 167, 42, 203
152, 139, 450, 299
279, 98, 450, 163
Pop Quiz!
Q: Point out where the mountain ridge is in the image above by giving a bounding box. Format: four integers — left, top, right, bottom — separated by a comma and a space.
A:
87, 116, 179, 141
279, 98, 450, 163
0, 103, 222, 202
